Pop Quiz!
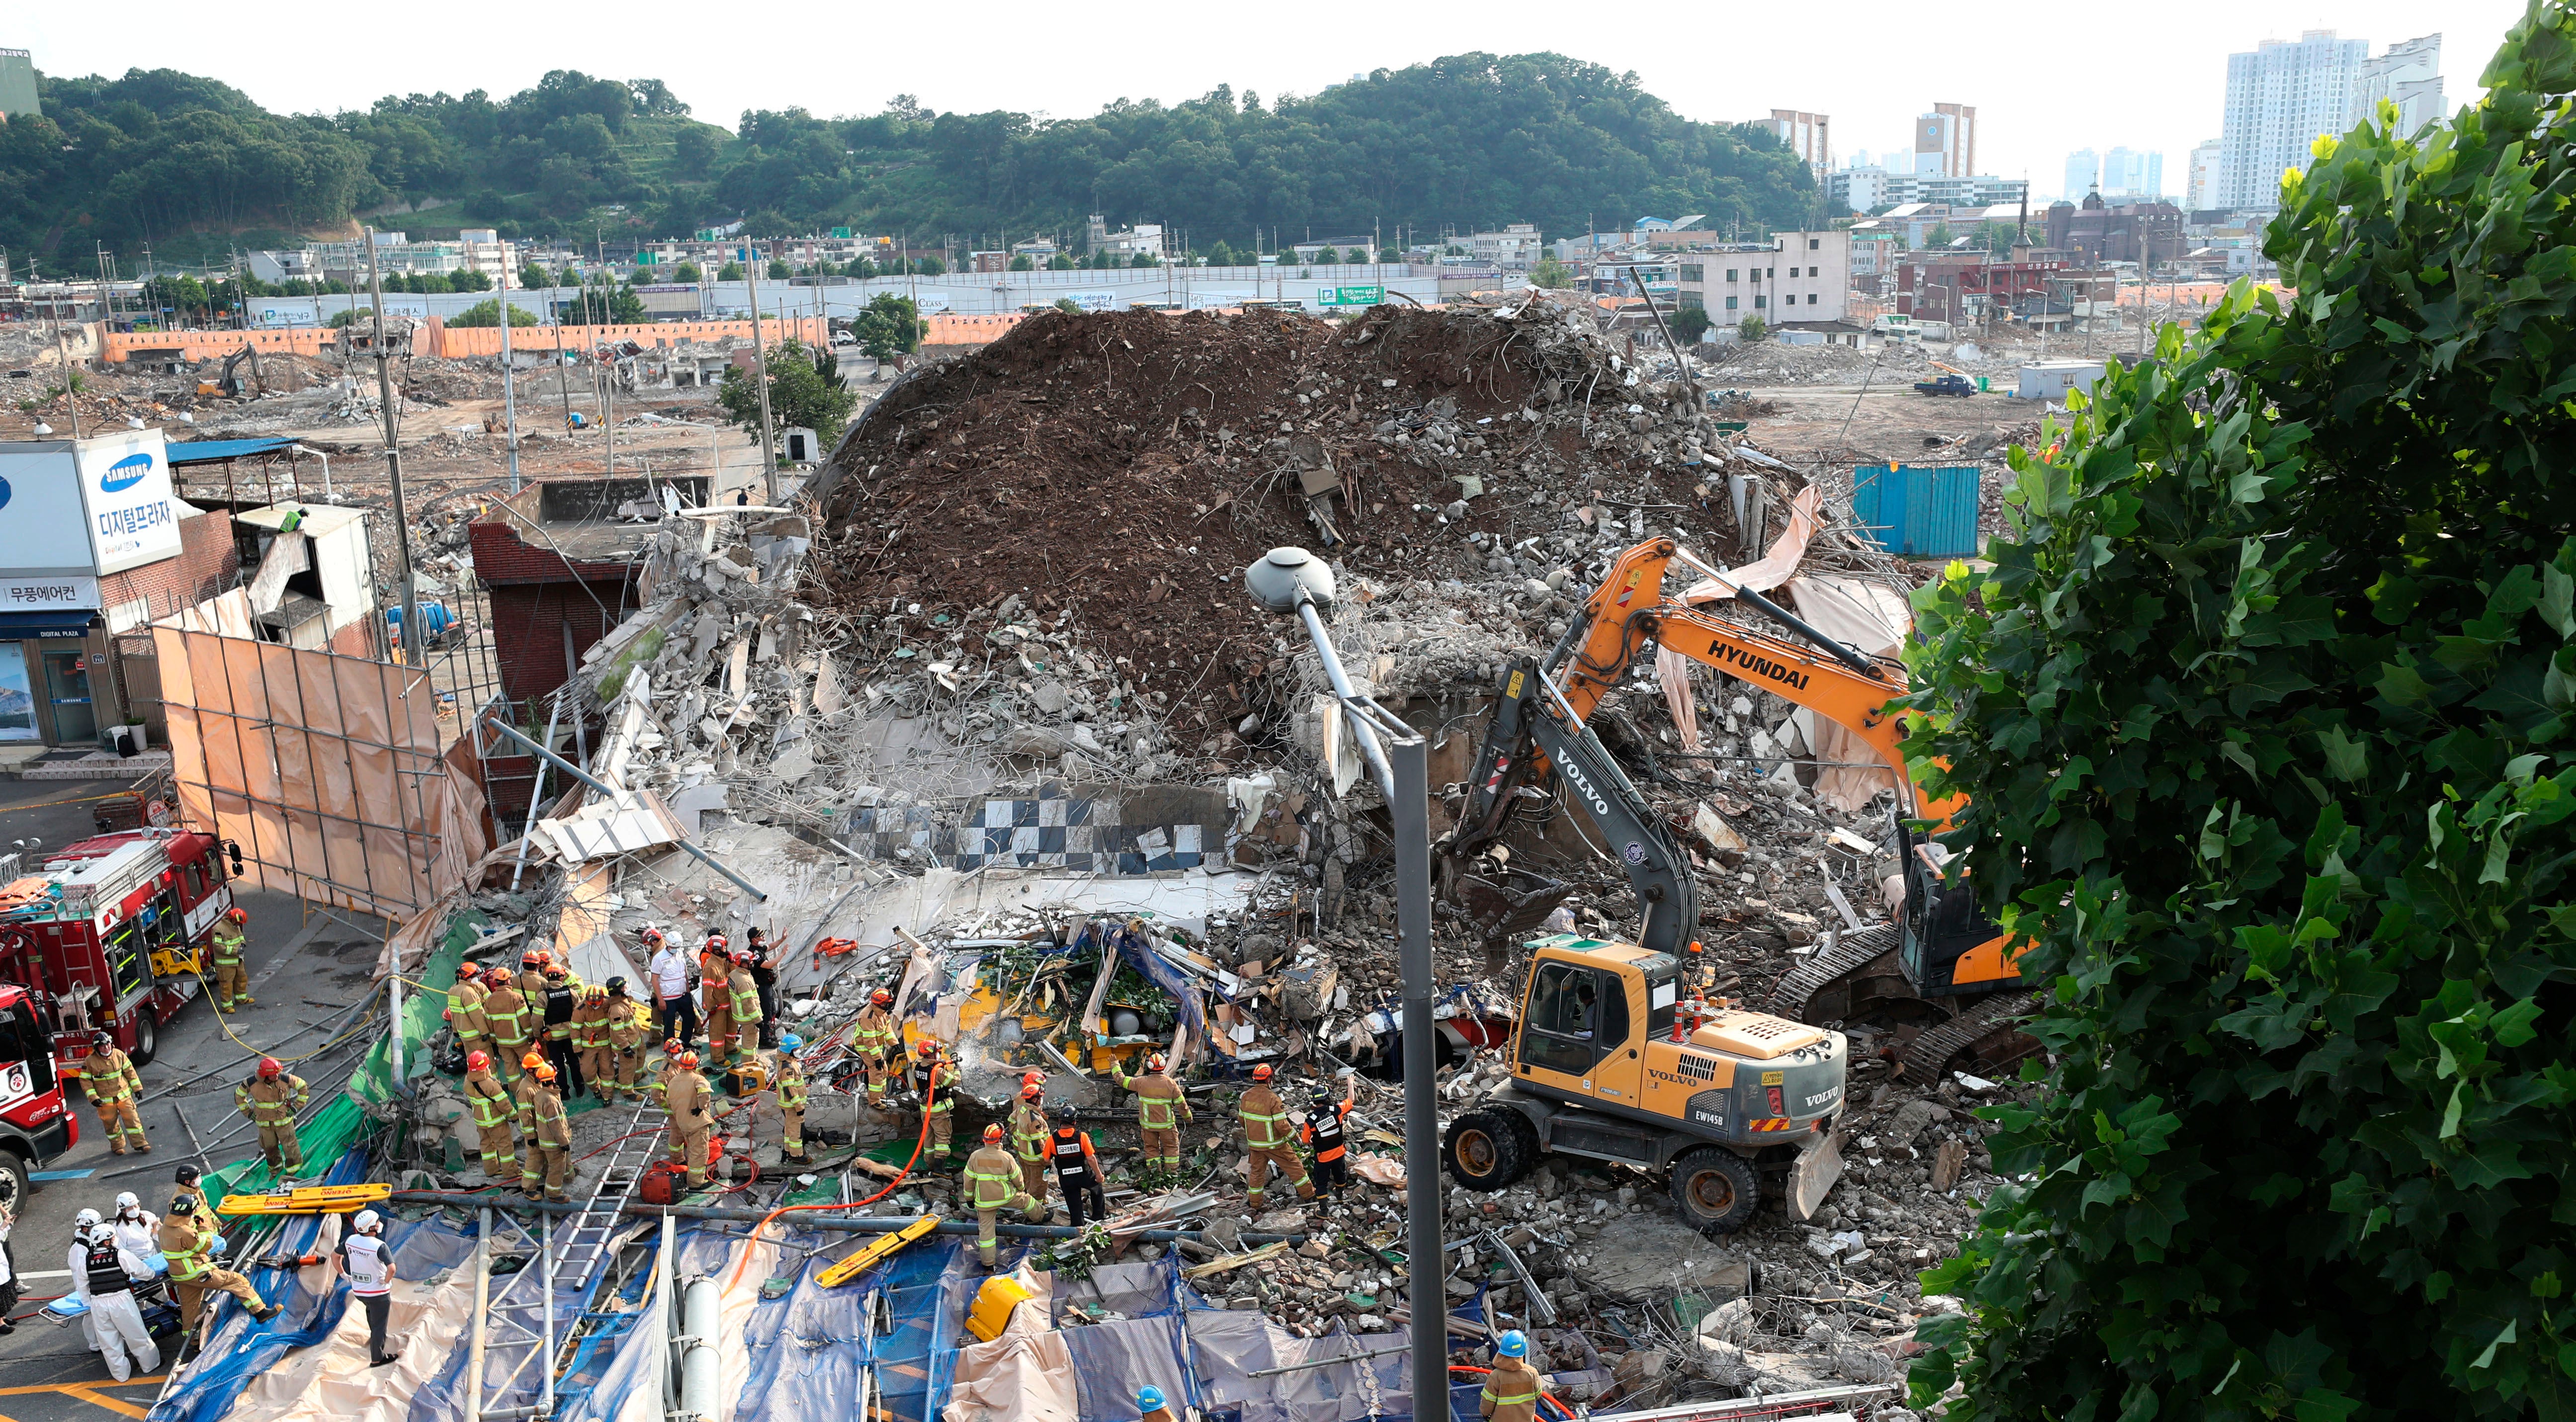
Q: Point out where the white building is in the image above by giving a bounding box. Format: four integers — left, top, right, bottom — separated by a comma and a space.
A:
2063, 149, 2099, 201
1084, 215, 1164, 261
456, 229, 519, 279
2219, 29, 2369, 211
1764, 110, 1832, 178
1468, 224, 1545, 270
1830, 169, 2024, 214
1833, 166, 1890, 214
1914, 104, 1975, 177
1675, 230, 1851, 329
2186, 140, 2224, 210
2101, 148, 2164, 199
2355, 33, 2444, 134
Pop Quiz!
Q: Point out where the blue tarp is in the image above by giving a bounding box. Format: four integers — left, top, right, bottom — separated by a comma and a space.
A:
167, 437, 301, 465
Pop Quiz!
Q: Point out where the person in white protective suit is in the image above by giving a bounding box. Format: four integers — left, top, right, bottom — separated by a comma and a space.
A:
67, 1208, 103, 1352
70, 1220, 161, 1381
109, 1193, 160, 1259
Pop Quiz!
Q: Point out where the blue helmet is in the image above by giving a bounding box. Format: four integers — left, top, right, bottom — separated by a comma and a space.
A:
1496, 1329, 1529, 1358
1137, 1385, 1166, 1412
779, 1033, 803, 1053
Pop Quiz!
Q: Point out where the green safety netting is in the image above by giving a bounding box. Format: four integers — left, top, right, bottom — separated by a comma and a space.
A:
200, 905, 487, 1211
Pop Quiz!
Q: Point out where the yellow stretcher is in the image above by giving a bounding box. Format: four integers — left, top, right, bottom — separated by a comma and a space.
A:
815, 1214, 941, 1288
217, 1183, 394, 1215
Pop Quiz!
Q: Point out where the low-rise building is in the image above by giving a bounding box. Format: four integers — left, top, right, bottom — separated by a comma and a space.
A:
2044, 192, 2187, 269
468, 475, 711, 703
1674, 230, 1851, 328
1085, 216, 1165, 261
1468, 224, 1546, 270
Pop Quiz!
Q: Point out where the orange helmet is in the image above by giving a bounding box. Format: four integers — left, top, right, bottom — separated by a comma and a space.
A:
487, 966, 514, 988
532, 1060, 556, 1082
704, 934, 728, 954
522, 949, 543, 968
915, 1040, 940, 1059
1020, 1083, 1044, 1101
1145, 1053, 1166, 1073
1021, 1070, 1046, 1087
522, 1051, 546, 1072
640, 927, 666, 946
225, 907, 247, 924
983, 1123, 1005, 1145
870, 989, 894, 1008
664, 1038, 684, 1056
467, 1049, 491, 1071
258, 1056, 283, 1079
1251, 1063, 1274, 1082
678, 1050, 699, 1069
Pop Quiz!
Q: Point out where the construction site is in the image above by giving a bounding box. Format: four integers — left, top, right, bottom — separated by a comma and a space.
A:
0, 290, 2080, 1422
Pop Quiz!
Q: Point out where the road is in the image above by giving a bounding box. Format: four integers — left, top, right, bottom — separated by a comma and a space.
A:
0, 776, 389, 1416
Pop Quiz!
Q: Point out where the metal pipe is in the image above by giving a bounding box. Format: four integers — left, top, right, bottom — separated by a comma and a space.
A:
1295, 598, 1395, 800
388, 972, 405, 1096
510, 696, 562, 892
363, 229, 424, 668
659, 1213, 677, 1421
540, 1212, 555, 1417
1389, 732, 1448, 1417
480, 715, 769, 902
679, 1275, 721, 1422
383, 1191, 1309, 1243
468, 1206, 490, 1422
1246, 1338, 1415, 1378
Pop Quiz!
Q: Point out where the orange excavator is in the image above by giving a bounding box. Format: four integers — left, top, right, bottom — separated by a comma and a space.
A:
1437, 537, 2035, 1082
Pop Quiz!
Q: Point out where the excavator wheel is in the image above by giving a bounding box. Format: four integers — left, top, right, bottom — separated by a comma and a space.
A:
1444, 1108, 1538, 1192
1669, 1147, 1760, 1236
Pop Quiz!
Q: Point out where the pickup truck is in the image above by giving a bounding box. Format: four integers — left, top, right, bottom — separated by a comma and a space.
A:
1913, 373, 1977, 397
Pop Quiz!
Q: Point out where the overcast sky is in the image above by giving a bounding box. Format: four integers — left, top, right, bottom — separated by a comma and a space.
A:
17, 0, 2531, 207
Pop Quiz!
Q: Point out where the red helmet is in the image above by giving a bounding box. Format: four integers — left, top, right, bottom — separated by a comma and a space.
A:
258, 1057, 283, 1079
983, 1123, 1005, 1145
870, 989, 894, 1008
1020, 1083, 1044, 1102
640, 927, 666, 946
225, 907, 247, 924
704, 934, 728, 954
485, 967, 513, 987
1146, 1053, 1167, 1073
467, 1049, 491, 1071
731, 947, 755, 966
1021, 1070, 1046, 1087
915, 1040, 940, 1059
1251, 1063, 1274, 1082
664, 1038, 684, 1056
678, 1050, 699, 1069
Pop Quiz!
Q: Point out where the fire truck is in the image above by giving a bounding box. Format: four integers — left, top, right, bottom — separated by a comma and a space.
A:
0, 828, 242, 1204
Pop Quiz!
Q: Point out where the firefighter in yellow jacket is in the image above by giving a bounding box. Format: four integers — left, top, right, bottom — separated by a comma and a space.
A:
209, 906, 252, 1010
964, 1123, 1041, 1268
160, 1190, 277, 1335
1481, 1331, 1544, 1422
235, 1057, 308, 1176
1007, 1078, 1053, 1206
664, 1050, 717, 1187
462, 1049, 517, 1178
774, 1034, 810, 1165
573, 985, 612, 1103
524, 1059, 572, 1202
851, 989, 899, 1106
603, 981, 650, 1100
448, 970, 491, 1067
81, 1030, 149, 1155
908, 1039, 959, 1161
1112, 1051, 1190, 1180
1238, 1064, 1312, 1208
484, 967, 533, 1087
721, 948, 762, 1067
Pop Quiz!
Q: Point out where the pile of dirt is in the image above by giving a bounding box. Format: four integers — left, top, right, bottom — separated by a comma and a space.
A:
804, 300, 1736, 728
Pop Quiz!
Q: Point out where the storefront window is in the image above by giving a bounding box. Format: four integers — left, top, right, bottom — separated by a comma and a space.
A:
0, 646, 34, 742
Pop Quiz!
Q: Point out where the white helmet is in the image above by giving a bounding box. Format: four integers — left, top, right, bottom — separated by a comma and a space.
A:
73, 1207, 101, 1229
115, 1191, 139, 1214
354, 1209, 382, 1234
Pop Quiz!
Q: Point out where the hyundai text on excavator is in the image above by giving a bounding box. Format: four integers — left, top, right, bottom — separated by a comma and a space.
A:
1435, 537, 2031, 1232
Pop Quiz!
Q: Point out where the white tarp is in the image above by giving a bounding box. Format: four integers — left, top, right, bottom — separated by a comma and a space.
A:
1783, 573, 1916, 813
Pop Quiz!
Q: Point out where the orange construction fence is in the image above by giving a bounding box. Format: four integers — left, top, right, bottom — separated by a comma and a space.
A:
101, 316, 831, 364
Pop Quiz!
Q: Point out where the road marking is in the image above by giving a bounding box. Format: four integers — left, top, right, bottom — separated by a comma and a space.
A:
25, 1174, 91, 1183
54, 1387, 146, 1420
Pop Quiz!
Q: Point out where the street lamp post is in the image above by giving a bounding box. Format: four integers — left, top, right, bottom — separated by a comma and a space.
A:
1242, 547, 1446, 1422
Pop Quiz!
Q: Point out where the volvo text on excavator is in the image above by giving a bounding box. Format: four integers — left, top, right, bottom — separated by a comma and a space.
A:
1437, 536, 2037, 1086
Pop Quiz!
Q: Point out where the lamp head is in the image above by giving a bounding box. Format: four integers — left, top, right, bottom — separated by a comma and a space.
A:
1243, 546, 1334, 615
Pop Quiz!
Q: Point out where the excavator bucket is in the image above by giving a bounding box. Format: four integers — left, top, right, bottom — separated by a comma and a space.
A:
1454, 868, 1573, 945
1788, 1130, 1845, 1222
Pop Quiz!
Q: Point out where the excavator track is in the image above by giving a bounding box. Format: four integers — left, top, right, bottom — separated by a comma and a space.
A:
1767, 925, 1902, 1023
1898, 991, 2040, 1083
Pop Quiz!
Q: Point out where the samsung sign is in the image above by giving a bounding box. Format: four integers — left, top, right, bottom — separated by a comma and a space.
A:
0, 429, 184, 578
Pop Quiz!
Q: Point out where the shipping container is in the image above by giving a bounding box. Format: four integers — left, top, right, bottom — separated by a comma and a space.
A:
1850, 463, 1982, 559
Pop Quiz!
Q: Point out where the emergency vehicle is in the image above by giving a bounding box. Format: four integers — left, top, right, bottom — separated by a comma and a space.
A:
0, 828, 242, 1200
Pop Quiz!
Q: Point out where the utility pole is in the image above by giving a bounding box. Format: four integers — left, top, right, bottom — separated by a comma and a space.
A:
499, 262, 523, 493
745, 244, 779, 503
53, 322, 83, 439
364, 228, 426, 667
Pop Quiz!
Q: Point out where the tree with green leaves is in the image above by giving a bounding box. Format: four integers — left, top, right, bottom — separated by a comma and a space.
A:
1048, 252, 1077, 270
451, 269, 493, 291
1009, 253, 1033, 271
767, 258, 791, 280
717, 260, 744, 281
1736, 314, 1765, 342
716, 337, 857, 444
449, 297, 538, 327
520, 261, 553, 290
1904, 8, 2576, 1420
1054, 297, 1084, 315
673, 261, 702, 282
848, 292, 927, 360
1667, 305, 1710, 342
1530, 257, 1574, 289
1129, 251, 1156, 267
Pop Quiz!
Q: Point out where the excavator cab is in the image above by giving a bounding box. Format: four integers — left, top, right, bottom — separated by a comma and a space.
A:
1891, 810, 2018, 997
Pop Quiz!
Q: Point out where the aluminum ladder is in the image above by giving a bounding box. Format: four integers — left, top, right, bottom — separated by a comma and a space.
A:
550, 1098, 667, 1295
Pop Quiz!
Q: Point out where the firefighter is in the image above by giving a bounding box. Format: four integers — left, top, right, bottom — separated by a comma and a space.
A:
1301, 1075, 1356, 1200
909, 1040, 958, 1162
698, 934, 732, 1051
1238, 1064, 1312, 1208
161, 1188, 276, 1336
209, 906, 252, 1010
604, 980, 650, 1100
773, 1034, 810, 1165
721, 947, 763, 1066
73, 1219, 160, 1381
1137, 1386, 1176, 1422
1047, 1104, 1109, 1228
1481, 1331, 1544, 1422
81, 1029, 149, 1156
573, 984, 612, 1103
1111, 1051, 1190, 1181
524, 1060, 571, 1203
665, 1049, 716, 1188
517, 948, 549, 1004
485, 967, 532, 1087
850, 988, 899, 1106
964, 1123, 1039, 1268
744, 927, 780, 1049
1008, 1079, 1053, 1207
650, 1037, 686, 1108
448, 967, 491, 1068
234, 1057, 309, 1177
462, 1050, 516, 1179
541, 965, 585, 1101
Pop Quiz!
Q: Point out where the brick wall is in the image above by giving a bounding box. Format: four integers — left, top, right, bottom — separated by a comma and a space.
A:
485, 580, 638, 702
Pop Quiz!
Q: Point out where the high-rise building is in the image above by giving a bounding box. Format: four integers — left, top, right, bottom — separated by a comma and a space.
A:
2219, 30, 2369, 211
2101, 148, 2164, 199
1915, 104, 1976, 178
2355, 34, 2444, 134
1763, 110, 1832, 179
0, 48, 38, 123
2063, 149, 2099, 201
2187, 140, 2223, 210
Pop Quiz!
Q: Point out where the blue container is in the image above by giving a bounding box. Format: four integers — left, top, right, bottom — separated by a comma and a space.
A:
1850, 463, 1982, 558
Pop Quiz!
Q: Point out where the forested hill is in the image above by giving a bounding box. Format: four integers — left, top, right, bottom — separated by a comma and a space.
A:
1, 56, 1819, 266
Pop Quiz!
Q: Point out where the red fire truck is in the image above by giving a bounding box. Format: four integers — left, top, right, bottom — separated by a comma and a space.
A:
0, 828, 242, 1203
